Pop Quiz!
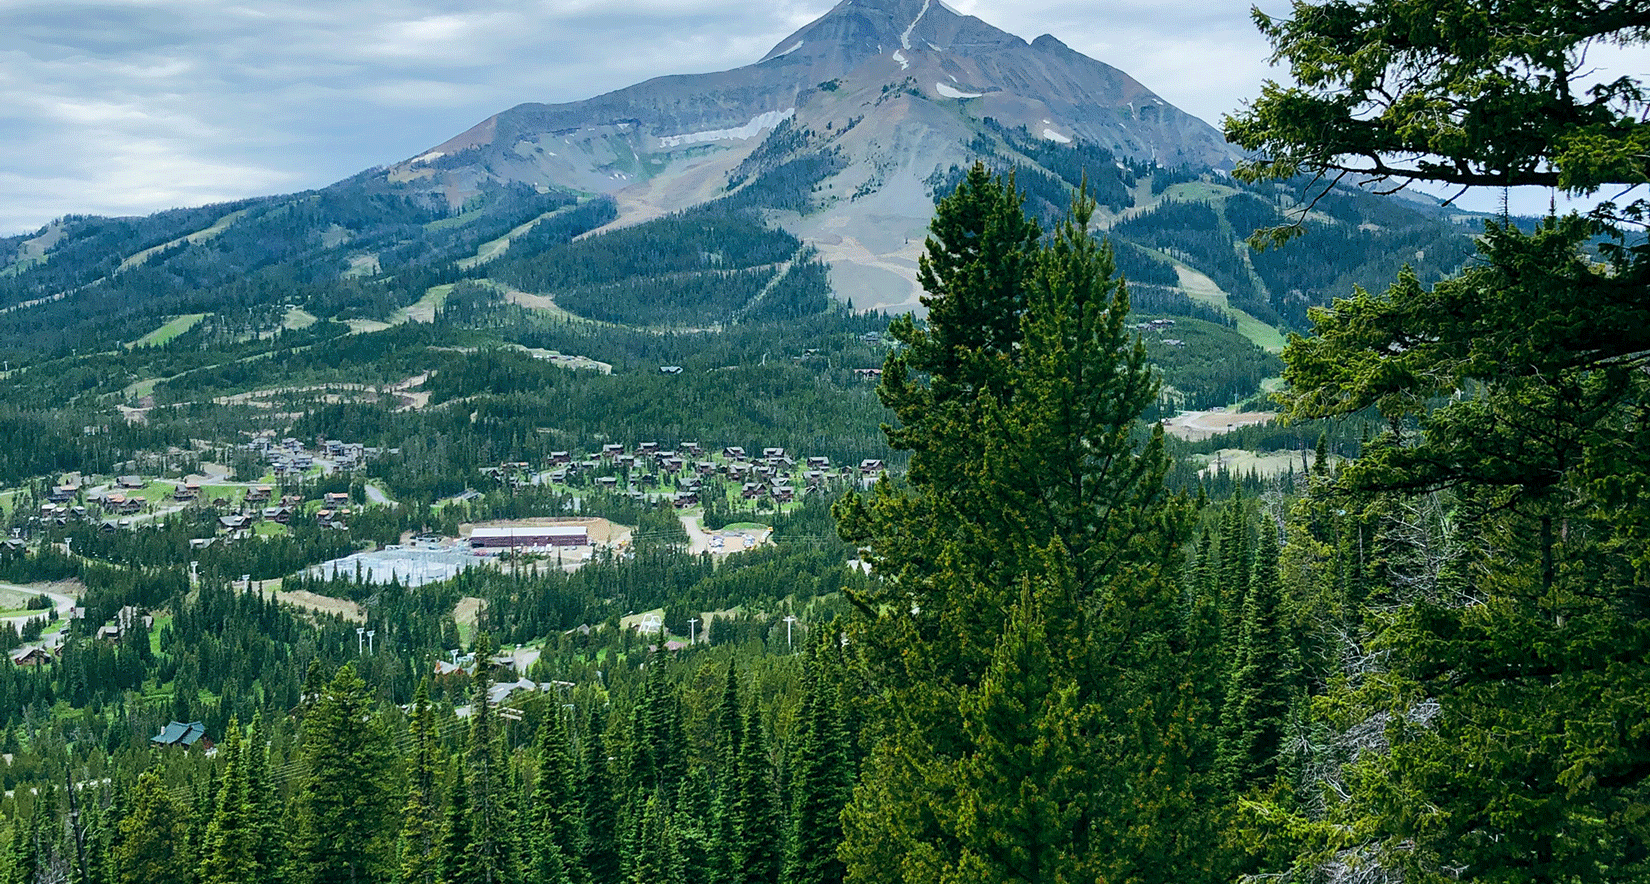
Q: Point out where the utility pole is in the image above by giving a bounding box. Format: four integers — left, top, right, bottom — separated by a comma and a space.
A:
356, 626, 365, 655
688, 618, 698, 644
783, 615, 797, 651
367, 629, 375, 654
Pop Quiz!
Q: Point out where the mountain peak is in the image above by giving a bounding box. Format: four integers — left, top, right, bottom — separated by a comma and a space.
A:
388, 0, 1237, 315
759, 0, 1022, 67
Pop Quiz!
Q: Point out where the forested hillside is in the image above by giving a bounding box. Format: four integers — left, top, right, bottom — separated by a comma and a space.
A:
0, 99, 1475, 367
0, 163, 1325, 884
4, 2, 1644, 883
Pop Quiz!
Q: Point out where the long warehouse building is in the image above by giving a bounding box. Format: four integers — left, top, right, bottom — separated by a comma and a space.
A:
469, 526, 588, 549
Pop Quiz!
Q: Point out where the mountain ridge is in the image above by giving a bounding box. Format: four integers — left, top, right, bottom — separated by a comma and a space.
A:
0, 0, 1480, 362
384, 0, 1236, 312
402, 0, 1233, 182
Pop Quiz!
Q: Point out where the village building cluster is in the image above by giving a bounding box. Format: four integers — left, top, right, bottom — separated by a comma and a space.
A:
431, 648, 578, 717
246, 434, 374, 478
491, 440, 888, 512
12, 434, 382, 540
1135, 317, 1186, 347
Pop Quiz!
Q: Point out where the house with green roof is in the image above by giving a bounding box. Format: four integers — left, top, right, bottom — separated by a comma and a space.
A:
151, 721, 209, 749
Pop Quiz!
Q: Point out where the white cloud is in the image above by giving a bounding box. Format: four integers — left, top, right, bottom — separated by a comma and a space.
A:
938, 0, 1278, 125
0, 0, 1482, 235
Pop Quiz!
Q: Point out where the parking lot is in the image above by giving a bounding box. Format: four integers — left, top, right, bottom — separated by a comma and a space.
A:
305, 546, 481, 587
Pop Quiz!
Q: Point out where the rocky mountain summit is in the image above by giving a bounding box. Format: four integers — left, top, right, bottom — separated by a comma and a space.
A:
0, 0, 1474, 354
400, 0, 1230, 198
386, 0, 1236, 311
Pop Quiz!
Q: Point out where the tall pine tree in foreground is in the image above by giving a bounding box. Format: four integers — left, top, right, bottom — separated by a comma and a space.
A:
947, 571, 1096, 884
732, 702, 781, 884
579, 712, 621, 884
709, 664, 745, 884
439, 760, 473, 884
782, 633, 851, 884
112, 770, 191, 884
837, 182, 1217, 883
1215, 515, 1298, 793
200, 720, 259, 884
626, 792, 676, 884
244, 715, 283, 884
464, 634, 523, 884
529, 709, 579, 884
1227, 2, 1650, 880
294, 664, 392, 884
399, 681, 442, 884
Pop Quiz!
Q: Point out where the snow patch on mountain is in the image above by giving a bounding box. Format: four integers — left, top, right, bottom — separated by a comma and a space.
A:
892, 50, 909, 70
900, 0, 932, 50
1042, 128, 1072, 144
935, 83, 983, 99
657, 109, 795, 149
410, 151, 445, 165
772, 40, 803, 58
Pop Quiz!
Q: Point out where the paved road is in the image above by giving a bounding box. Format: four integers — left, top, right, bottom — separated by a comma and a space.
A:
1, 583, 77, 650
679, 511, 715, 555
677, 511, 771, 556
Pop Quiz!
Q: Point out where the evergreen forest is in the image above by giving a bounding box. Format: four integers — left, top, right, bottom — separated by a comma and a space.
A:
2, 2, 1648, 883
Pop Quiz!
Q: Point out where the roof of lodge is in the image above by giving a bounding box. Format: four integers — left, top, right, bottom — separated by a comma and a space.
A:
152, 720, 207, 747
470, 526, 587, 538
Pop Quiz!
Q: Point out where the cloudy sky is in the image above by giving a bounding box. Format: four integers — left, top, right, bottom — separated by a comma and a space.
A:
0, 0, 1287, 234
0, 0, 1636, 235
